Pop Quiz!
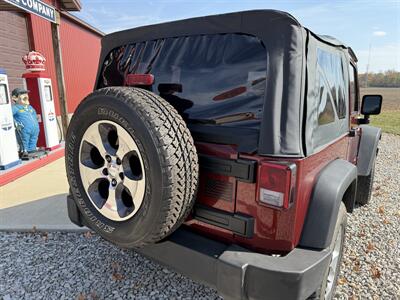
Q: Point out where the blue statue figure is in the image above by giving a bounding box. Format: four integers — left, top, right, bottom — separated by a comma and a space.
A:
11, 88, 40, 154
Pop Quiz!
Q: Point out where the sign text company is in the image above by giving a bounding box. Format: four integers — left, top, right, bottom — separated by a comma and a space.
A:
3, 0, 56, 23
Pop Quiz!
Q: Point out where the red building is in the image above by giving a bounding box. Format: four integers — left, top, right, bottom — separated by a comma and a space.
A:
0, 0, 103, 114
0, 0, 103, 185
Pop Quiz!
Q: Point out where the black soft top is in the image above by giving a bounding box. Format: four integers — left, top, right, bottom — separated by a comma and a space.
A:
98, 9, 353, 72
96, 10, 355, 157
98, 10, 300, 60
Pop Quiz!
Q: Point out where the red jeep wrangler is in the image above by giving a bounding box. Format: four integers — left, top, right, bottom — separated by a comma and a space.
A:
66, 10, 383, 300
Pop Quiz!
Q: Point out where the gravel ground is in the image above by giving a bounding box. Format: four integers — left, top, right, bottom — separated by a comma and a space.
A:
335, 133, 400, 300
0, 232, 219, 300
0, 133, 399, 300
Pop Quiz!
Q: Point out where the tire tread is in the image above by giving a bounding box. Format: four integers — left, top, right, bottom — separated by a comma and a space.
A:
78, 87, 198, 247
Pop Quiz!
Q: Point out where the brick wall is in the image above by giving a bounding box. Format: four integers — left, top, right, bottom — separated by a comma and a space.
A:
0, 11, 30, 92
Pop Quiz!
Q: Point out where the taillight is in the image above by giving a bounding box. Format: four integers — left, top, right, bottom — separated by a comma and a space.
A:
258, 161, 296, 209
125, 74, 154, 86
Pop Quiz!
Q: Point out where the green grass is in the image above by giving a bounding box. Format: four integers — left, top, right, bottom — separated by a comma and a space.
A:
370, 111, 400, 135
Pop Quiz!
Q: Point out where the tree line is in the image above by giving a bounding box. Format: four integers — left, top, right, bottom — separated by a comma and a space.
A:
358, 70, 400, 88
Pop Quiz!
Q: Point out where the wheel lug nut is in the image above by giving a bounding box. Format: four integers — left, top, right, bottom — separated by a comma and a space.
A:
119, 172, 124, 180
111, 179, 117, 186
102, 168, 108, 176
116, 157, 122, 165
106, 155, 111, 162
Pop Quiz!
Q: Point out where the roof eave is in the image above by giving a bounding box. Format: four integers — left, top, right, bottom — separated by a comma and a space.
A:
60, 0, 82, 11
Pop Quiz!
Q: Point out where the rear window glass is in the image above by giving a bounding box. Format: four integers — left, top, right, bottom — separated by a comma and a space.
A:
100, 34, 267, 129
316, 48, 346, 121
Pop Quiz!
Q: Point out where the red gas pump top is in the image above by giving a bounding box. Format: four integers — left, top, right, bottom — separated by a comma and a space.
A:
22, 51, 46, 73
22, 72, 50, 79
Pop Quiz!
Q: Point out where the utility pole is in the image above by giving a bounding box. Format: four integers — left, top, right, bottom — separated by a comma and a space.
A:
365, 43, 372, 88
51, 10, 69, 139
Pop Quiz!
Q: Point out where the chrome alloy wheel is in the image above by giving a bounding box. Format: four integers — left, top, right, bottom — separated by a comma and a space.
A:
79, 120, 145, 222
324, 226, 344, 299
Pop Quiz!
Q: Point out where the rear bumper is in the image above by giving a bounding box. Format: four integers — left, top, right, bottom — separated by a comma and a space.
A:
137, 228, 330, 300
67, 194, 330, 300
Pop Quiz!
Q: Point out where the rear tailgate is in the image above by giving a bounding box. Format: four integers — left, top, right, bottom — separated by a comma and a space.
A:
187, 142, 257, 239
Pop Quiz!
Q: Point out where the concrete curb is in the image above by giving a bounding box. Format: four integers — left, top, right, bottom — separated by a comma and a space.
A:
0, 147, 65, 187
0, 225, 88, 233
0, 194, 89, 233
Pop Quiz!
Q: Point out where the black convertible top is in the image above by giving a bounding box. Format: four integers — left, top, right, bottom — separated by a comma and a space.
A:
95, 10, 356, 157
98, 9, 353, 75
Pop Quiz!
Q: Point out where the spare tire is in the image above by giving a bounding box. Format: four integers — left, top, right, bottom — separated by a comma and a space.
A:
66, 87, 199, 248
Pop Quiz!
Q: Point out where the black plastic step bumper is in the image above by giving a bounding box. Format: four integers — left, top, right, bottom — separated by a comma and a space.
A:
136, 228, 331, 300
67, 194, 331, 300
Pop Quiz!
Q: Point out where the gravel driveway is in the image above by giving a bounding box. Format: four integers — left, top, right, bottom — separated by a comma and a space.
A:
335, 133, 400, 299
1, 133, 399, 300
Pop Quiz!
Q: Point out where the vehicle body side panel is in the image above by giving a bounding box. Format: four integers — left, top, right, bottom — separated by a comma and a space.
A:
347, 127, 361, 165
299, 159, 357, 249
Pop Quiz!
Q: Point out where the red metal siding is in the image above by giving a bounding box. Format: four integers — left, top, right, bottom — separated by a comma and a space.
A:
27, 8, 101, 114
60, 16, 101, 112
28, 14, 61, 114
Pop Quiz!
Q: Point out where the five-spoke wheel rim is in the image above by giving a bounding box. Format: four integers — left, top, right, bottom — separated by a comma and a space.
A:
324, 226, 343, 299
79, 120, 145, 222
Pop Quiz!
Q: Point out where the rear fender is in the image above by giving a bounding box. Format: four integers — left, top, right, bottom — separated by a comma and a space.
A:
299, 159, 357, 249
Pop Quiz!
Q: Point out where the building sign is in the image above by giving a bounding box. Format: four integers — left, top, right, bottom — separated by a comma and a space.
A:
3, 0, 56, 23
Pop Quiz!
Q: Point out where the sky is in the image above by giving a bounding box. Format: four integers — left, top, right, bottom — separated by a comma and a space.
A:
73, 0, 400, 73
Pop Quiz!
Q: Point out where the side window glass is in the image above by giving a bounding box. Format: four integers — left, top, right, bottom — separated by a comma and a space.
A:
349, 64, 358, 112
317, 71, 336, 125
317, 49, 347, 120
336, 62, 346, 119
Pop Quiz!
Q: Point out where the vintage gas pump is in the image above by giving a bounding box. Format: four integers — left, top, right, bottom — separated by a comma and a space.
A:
22, 52, 60, 150
0, 69, 21, 169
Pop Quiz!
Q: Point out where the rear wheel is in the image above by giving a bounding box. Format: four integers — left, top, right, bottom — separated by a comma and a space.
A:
356, 158, 376, 206
66, 87, 199, 248
309, 203, 347, 300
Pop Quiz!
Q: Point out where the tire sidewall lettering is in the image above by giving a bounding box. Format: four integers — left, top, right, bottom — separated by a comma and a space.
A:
66, 88, 196, 247
67, 101, 156, 240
